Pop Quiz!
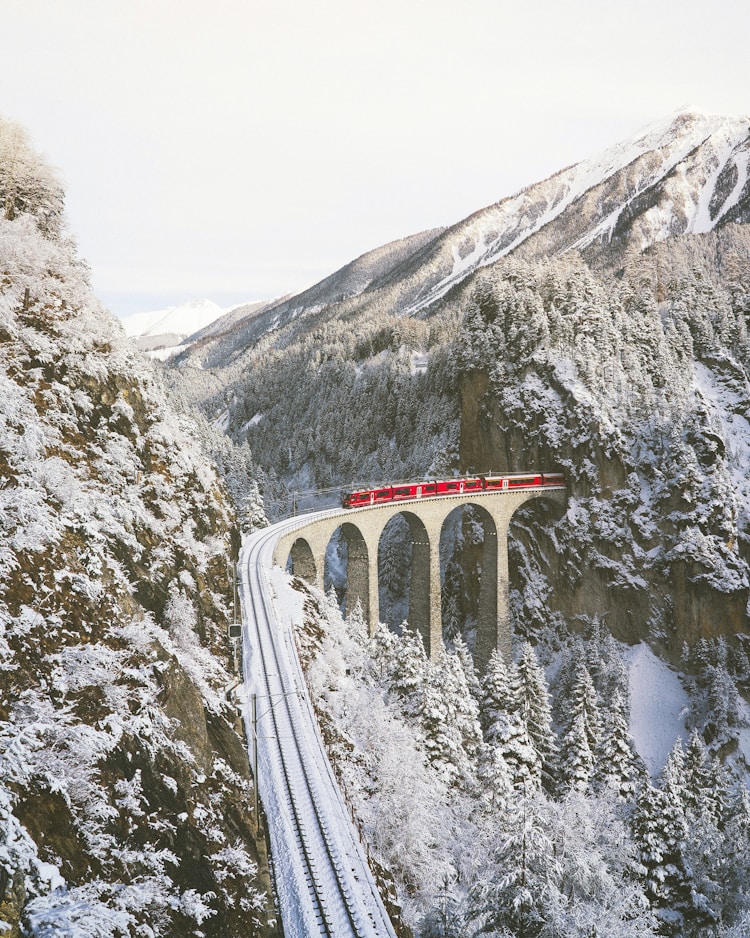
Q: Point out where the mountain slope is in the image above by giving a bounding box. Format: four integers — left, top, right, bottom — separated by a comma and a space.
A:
166, 111, 750, 660
0, 117, 274, 936
386, 111, 750, 314
191, 227, 445, 368
177, 110, 750, 373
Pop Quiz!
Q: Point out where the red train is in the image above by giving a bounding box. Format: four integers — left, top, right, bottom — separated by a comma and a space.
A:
341, 473, 565, 508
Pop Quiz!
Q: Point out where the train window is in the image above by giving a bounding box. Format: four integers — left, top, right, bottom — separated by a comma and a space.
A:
447, 482, 458, 490
424, 484, 436, 493
394, 488, 410, 497
508, 476, 535, 486
465, 480, 479, 489
376, 489, 390, 498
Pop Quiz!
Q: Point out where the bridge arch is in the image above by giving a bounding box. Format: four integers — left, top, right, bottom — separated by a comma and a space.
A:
506, 492, 569, 637
439, 502, 500, 666
378, 510, 433, 652
336, 522, 370, 621
288, 537, 317, 582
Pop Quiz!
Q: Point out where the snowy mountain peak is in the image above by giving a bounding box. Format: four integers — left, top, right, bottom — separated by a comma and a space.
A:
396, 110, 750, 314
168, 111, 750, 373
119, 297, 227, 340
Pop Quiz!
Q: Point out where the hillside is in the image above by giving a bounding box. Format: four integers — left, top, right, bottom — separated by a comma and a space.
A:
0, 117, 274, 936
173, 110, 750, 376
166, 114, 750, 662
156, 111, 750, 936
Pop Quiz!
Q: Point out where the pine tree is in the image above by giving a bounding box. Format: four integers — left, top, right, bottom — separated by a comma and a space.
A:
705, 660, 742, 753
475, 742, 514, 814
418, 650, 482, 786
239, 478, 268, 532
632, 777, 691, 934
594, 692, 643, 800
441, 558, 464, 644
683, 731, 736, 829
467, 794, 558, 938
515, 642, 558, 794
660, 737, 689, 814
560, 711, 596, 794
388, 627, 428, 714
503, 705, 543, 795
719, 787, 750, 929
452, 634, 482, 703
479, 648, 516, 746
369, 622, 401, 684
558, 660, 601, 794
479, 649, 541, 793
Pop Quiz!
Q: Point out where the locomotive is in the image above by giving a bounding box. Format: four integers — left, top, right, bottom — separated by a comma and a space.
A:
341, 472, 565, 508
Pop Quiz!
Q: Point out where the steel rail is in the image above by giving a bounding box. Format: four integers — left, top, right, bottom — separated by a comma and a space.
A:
239, 515, 397, 938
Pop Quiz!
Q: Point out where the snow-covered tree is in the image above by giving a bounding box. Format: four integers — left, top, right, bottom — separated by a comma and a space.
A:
560, 711, 596, 794
467, 795, 558, 938
0, 116, 64, 234
559, 661, 602, 794
632, 778, 691, 933
479, 648, 516, 746
239, 477, 268, 532
594, 693, 643, 800
418, 650, 482, 787
479, 649, 541, 793
388, 627, 429, 710
515, 642, 558, 793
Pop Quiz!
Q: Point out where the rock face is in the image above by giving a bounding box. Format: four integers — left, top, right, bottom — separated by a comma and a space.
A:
455, 241, 750, 656
0, 118, 276, 936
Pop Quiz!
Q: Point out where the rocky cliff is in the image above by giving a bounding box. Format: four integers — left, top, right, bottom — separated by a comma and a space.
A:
455, 233, 750, 655
0, 117, 275, 937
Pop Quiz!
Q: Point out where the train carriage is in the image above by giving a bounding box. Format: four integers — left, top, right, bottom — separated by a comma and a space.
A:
341, 472, 564, 508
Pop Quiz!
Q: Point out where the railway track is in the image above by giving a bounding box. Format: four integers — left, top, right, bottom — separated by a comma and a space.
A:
239, 514, 397, 938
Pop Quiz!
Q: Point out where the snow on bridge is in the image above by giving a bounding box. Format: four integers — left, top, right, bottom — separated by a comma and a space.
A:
239, 518, 398, 938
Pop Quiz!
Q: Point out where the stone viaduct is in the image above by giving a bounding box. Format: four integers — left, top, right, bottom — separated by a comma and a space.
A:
273, 486, 566, 671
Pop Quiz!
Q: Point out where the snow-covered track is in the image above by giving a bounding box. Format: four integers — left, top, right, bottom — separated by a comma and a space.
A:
239, 515, 398, 938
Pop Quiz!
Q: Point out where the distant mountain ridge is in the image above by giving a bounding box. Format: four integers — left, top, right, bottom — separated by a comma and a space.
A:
176, 110, 749, 370
402, 111, 750, 312
120, 297, 235, 356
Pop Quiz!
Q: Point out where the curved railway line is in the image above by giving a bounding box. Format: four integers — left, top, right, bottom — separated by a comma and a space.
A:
239, 513, 397, 938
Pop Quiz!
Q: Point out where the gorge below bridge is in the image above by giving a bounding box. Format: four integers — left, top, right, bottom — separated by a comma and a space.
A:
274, 481, 567, 670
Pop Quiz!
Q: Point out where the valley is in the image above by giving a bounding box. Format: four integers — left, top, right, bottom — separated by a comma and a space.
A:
2, 109, 750, 936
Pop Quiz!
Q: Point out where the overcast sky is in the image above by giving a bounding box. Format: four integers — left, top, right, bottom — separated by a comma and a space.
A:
1, 0, 749, 318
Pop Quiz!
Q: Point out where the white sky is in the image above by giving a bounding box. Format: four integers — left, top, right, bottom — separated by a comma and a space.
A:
1, 0, 749, 318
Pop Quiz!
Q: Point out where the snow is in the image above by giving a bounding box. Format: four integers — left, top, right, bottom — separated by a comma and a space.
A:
239, 517, 397, 937
405, 351, 429, 376
693, 361, 750, 536
146, 342, 188, 361
240, 413, 264, 433
625, 643, 689, 775
213, 408, 231, 432
118, 297, 230, 339
403, 111, 750, 316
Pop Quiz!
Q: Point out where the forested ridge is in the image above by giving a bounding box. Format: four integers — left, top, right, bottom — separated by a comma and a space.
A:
298, 586, 750, 937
